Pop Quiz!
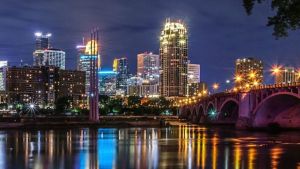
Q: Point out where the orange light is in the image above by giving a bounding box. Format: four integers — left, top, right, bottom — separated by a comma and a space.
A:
234, 74, 242, 83
212, 83, 219, 90
271, 65, 282, 76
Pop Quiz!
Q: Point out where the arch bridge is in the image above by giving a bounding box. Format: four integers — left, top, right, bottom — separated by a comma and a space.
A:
179, 84, 300, 129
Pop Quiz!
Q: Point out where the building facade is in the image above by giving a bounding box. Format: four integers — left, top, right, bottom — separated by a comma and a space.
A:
137, 52, 160, 84
33, 32, 66, 69
114, 57, 129, 94
187, 63, 200, 96
235, 57, 263, 88
99, 70, 117, 96
77, 41, 100, 96
159, 19, 188, 97
0, 61, 8, 91
4, 66, 85, 108
275, 67, 299, 84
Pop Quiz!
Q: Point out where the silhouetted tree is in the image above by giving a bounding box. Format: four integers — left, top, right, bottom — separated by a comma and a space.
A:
55, 96, 72, 114
243, 0, 300, 37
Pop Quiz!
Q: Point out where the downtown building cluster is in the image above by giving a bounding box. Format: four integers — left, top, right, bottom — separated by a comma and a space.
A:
0, 33, 86, 108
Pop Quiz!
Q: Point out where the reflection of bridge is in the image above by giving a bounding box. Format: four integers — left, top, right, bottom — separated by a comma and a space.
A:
179, 83, 300, 129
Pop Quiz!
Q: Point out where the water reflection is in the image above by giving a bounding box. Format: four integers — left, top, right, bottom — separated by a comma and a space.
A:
0, 126, 300, 169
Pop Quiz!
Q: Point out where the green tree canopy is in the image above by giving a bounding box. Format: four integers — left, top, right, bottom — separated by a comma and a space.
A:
243, 0, 300, 37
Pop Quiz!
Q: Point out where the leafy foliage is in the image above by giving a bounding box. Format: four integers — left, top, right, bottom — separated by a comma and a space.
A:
243, 0, 300, 37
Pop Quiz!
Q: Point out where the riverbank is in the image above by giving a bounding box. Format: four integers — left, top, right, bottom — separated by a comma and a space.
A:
0, 116, 180, 129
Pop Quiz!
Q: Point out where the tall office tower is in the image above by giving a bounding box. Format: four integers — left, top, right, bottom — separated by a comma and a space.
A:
77, 40, 101, 96
99, 69, 117, 96
159, 18, 188, 97
187, 62, 200, 96
275, 67, 299, 84
114, 57, 129, 94
137, 52, 160, 84
33, 32, 66, 69
0, 61, 8, 91
235, 57, 263, 88
35, 32, 51, 50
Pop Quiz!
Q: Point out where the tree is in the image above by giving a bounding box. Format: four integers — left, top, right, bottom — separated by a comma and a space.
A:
55, 96, 72, 114
243, 0, 300, 37
127, 96, 141, 108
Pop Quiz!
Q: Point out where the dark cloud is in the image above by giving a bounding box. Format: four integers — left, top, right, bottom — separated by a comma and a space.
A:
0, 0, 299, 87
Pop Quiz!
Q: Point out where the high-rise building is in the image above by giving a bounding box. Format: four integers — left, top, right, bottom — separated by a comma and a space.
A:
137, 52, 159, 84
33, 32, 66, 69
99, 69, 117, 96
275, 67, 299, 84
5, 66, 85, 108
34, 32, 51, 50
114, 57, 129, 94
159, 18, 188, 97
235, 57, 263, 88
0, 61, 8, 91
187, 62, 200, 96
77, 40, 101, 95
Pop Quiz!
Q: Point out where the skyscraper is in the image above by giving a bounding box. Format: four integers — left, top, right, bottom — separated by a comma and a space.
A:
274, 67, 299, 84
77, 40, 101, 96
187, 62, 200, 96
235, 57, 263, 88
137, 52, 159, 84
114, 57, 129, 94
99, 69, 117, 96
0, 61, 8, 91
159, 19, 188, 97
33, 32, 66, 69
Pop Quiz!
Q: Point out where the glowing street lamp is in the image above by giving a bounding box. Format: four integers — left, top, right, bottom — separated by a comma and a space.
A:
271, 65, 282, 76
234, 74, 242, 83
212, 83, 219, 92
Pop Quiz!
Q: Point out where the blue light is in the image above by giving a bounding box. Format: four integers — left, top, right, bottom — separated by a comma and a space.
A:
99, 71, 117, 75
80, 55, 98, 60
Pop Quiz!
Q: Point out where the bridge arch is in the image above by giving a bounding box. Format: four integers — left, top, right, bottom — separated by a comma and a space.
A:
206, 102, 217, 121
218, 98, 239, 123
190, 107, 198, 123
197, 105, 205, 123
252, 92, 300, 128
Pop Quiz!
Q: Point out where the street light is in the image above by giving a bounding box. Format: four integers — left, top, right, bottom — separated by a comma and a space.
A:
212, 83, 219, 93
271, 65, 282, 76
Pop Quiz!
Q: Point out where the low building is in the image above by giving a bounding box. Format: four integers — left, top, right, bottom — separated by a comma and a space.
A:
4, 66, 85, 108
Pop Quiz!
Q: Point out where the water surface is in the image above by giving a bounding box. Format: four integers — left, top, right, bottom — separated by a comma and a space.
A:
1, 126, 300, 169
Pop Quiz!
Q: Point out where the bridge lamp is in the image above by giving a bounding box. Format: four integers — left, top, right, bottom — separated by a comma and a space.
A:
226, 80, 230, 84
234, 75, 242, 83
271, 65, 282, 76
212, 83, 219, 90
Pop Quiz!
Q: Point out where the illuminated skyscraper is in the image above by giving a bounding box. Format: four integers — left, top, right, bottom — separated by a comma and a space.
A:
159, 19, 188, 97
0, 61, 8, 91
235, 57, 263, 87
77, 40, 101, 96
187, 62, 200, 96
114, 57, 129, 94
99, 69, 117, 96
137, 52, 159, 84
33, 32, 66, 69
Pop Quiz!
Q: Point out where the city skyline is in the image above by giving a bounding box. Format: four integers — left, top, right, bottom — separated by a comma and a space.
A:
1, 0, 300, 87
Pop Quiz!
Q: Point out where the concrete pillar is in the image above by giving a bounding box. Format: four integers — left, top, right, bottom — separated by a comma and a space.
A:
236, 92, 253, 129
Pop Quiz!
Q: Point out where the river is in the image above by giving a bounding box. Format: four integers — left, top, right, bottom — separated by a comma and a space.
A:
0, 126, 300, 169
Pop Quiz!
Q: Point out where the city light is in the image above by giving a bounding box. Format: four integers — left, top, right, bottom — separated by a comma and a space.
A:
234, 74, 242, 83
212, 83, 219, 90
34, 32, 42, 37
271, 65, 282, 76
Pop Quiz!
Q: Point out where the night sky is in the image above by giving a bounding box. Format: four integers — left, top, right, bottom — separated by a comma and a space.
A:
1, 0, 300, 87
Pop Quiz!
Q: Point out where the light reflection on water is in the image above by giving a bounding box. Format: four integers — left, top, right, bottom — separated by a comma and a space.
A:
0, 126, 300, 169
